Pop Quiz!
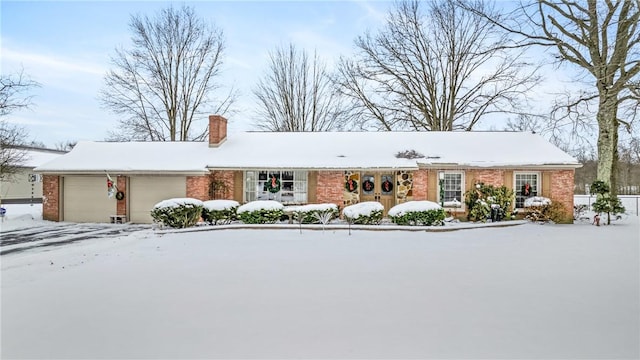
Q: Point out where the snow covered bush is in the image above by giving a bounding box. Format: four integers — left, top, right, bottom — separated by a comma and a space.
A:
524, 196, 551, 207
288, 203, 339, 224
590, 180, 626, 225
343, 202, 384, 225
465, 184, 514, 222
524, 197, 571, 224
388, 201, 445, 226
237, 200, 284, 224
151, 198, 204, 228
201, 200, 239, 225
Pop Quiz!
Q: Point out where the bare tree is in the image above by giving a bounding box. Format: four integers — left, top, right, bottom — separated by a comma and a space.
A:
100, 5, 235, 141
1, 69, 39, 117
0, 69, 39, 182
0, 121, 28, 182
470, 0, 640, 197
252, 44, 347, 131
54, 140, 77, 152
335, 0, 540, 131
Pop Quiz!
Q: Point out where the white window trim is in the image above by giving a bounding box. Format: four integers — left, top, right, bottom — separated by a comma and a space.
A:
243, 170, 308, 204
437, 170, 465, 210
514, 171, 542, 208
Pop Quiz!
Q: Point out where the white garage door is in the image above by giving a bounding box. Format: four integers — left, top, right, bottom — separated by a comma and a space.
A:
129, 176, 186, 223
63, 176, 116, 223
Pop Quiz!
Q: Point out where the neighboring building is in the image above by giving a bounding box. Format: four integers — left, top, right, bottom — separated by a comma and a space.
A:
35, 115, 581, 223
1, 146, 66, 204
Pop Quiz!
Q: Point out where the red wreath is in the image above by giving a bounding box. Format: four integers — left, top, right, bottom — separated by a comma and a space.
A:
523, 183, 531, 196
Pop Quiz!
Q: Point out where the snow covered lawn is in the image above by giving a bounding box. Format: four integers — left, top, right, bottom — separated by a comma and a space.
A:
1, 213, 639, 358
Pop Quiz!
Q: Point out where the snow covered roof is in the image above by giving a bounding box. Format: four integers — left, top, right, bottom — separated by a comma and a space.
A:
34, 141, 212, 174
11, 147, 66, 168
35, 131, 580, 173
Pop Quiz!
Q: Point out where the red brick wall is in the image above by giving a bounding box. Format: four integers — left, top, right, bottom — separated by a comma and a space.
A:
186, 175, 209, 201
549, 169, 575, 223
471, 169, 504, 187
42, 175, 60, 221
116, 176, 127, 216
209, 170, 235, 200
412, 169, 428, 200
317, 171, 344, 208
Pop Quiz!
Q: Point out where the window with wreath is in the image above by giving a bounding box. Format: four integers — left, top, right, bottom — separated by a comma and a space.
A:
515, 172, 539, 208
244, 170, 308, 204
438, 171, 464, 207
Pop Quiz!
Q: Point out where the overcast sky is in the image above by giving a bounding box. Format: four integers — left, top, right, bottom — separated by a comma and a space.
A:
2, 1, 392, 147
2, 0, 583, 149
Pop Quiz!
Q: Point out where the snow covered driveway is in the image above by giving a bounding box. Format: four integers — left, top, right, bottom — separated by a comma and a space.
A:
0, 223, 151, 255
2, 218, 639, 359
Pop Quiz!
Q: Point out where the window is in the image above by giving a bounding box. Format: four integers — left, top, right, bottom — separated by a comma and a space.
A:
438, 171, 464, 207
515, 172, 540, 208
244, 170, 307, 204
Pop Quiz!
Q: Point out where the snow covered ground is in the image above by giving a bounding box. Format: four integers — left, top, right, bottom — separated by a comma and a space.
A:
1, 205, 639, 359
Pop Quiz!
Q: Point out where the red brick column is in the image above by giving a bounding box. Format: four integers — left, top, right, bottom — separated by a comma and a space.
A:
550, 169, 575, 223
316, 171, 344, 208
186, 175, 210, 201
117, 176, 127, 216
42, 175, 60, 221
412, 169, 428, 200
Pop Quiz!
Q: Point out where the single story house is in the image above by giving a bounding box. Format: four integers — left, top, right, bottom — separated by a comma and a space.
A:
1, 146, 66, 204
35, 115, 581, 223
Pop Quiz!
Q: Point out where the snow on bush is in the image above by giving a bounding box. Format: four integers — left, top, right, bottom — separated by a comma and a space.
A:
237, 200, 284, 224
202, 200, 240, 225
151, 198, 204, 228
287, 203, 339, 224
343, 201, 384, 225
524, 196, 551, 207
388, 201, 445, 226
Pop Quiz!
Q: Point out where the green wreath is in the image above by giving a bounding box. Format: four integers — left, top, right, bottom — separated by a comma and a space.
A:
115, 191, 125, 200
362, 179, 375, 192
266, 177, 281, 193
345, 179, 358, 193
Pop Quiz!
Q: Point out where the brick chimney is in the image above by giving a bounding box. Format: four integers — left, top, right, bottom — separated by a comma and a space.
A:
209, 115, 227, 147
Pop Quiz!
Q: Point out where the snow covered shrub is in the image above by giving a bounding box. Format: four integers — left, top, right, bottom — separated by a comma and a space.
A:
524, 197, 571, 224
465, 184, 514, 222
343, 202, 384, 225
151, 198, 204, 228
201, 200, 239, 225
590, 180, 625, 225
388, 201, 445, 226
289, 203, 339, 224
237, 200, 284, 224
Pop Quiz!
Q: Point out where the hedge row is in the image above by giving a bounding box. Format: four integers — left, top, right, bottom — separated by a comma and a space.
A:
151, 199, 449, 228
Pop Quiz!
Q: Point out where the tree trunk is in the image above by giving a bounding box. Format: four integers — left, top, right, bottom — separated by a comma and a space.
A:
596, 93, 619, 198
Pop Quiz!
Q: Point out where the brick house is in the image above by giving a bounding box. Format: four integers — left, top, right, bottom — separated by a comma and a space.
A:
35, 115, 581, 223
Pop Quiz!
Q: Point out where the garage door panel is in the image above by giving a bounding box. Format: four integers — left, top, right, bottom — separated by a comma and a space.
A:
63, 176, 115, 223
130, 176, 186, 223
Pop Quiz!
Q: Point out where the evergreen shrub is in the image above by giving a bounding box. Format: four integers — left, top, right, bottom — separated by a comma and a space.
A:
151, 198, 204, 228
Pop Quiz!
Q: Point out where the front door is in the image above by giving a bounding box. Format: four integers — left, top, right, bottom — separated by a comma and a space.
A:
360, 173, 395, 215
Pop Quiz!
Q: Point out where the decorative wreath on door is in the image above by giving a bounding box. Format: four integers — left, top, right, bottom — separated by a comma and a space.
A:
266, 176, 281, 193
345, 179, 358, 193
115, 191, 125, 200
382, 179, 393, 193
362, 179, 374, 192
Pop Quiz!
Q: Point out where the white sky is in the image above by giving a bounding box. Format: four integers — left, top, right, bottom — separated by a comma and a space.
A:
1, 1, 581, 148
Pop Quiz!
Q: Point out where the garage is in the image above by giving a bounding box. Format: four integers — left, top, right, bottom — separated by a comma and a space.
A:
63, 176, 115, 223
129, 176, 186, 223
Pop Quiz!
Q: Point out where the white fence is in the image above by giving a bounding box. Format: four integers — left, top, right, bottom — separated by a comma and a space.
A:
574, 195, 640, 215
